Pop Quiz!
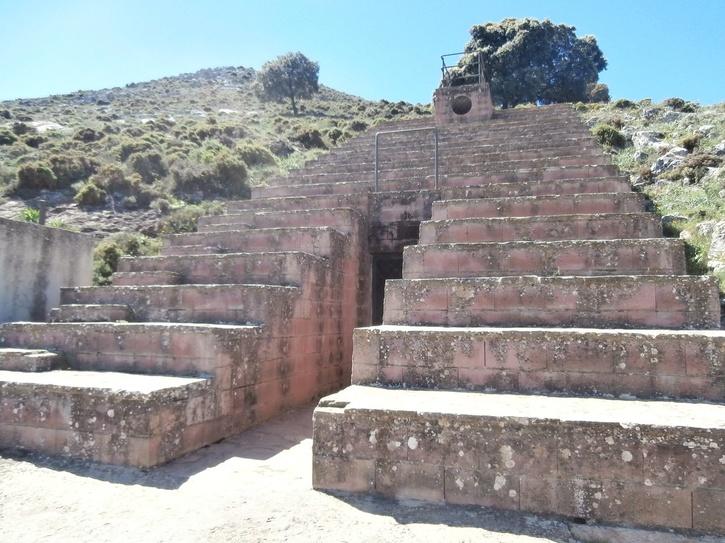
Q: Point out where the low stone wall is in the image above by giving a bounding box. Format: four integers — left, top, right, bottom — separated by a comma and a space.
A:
0, 217, 95, 322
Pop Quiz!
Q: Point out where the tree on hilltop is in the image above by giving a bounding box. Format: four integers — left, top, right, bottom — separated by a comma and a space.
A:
453, 18, 608, 107
255, 52, 319, 115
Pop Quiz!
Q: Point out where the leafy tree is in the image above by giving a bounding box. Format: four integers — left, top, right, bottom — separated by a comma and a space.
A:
454, 18, 607, 108
255, 52, 319, 115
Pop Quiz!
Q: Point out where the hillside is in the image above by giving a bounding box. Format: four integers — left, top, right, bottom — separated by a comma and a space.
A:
576, 98, 725, 287
2, 67, 724, 290
0, 65, 430, 236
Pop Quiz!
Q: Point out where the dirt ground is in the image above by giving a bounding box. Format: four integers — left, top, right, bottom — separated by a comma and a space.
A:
0, 406, 719, 543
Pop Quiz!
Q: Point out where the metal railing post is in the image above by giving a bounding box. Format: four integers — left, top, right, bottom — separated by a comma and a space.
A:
373, 127, 439, 192
374, 132, 380, 192
434, 130, 439, 190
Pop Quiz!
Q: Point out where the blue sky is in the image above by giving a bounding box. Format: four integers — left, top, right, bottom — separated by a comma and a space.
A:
1, 0, 723, 104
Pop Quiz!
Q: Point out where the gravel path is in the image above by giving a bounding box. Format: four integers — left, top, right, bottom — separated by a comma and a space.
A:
0, 407, 714, 543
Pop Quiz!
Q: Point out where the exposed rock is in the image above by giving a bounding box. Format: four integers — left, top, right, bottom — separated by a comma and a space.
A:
697, 124, 715, 136
633, 150, 648, 162
632, 130, 662, 148
662, 110, 681, 122
28, 120, 66, 133
650, 146, 688, 175
714, 140, 725, 156
696, 220, 717, 239
269, 139, 295, 157
642, 107, 659, 120
700, 166, 722, 184
708, 221, 725, 272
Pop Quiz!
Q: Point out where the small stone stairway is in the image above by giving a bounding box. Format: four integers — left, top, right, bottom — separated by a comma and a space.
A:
311, 108, 725, 534
0, 205, 367, 467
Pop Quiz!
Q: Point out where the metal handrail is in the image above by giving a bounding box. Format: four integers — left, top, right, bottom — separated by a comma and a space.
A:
374, 127, 438, 192
440, 51, 485, 87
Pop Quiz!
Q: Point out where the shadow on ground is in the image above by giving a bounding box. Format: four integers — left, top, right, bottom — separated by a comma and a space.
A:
0, 404, 315, 490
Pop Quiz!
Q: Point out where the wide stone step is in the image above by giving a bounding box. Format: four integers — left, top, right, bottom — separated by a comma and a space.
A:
59, 284, 303, 327
254, 175, 632, 200
441, 177, 632, 199
383, 276, 721, 329
336, 129, 595, 154
308, 146, 607, 171
119, 251, 331, 287
315, 137, 603, 165
197, 208, 363, 235
49, 304, 133, 323
0, 348, 66, 372
228, 192, 370, 213
0, 321, 261, 377
162, 227, 348, 258
312, 385, 725, 533
347, 123, 590, 147
419, 213, 662, 244
351, 325, 725, 401
160, 244, 222, 256
431, 193, 646, 220
445, 164, 620, 187
0, 369, 213, 467
112, 270, 182, 286
277, 157, 612, 186
403, 239, 686, 278
312, 143, 606, 166
252, 181, 372, 199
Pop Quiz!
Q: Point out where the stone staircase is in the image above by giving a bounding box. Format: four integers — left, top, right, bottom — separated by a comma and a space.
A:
0, 188, 370, 467
309, 106, 725, 534
1, 101, 723, 534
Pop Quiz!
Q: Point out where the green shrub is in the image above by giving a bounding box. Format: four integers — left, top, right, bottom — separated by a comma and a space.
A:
85, 165, 161, 208
664, 97, 686, 110
0, 129, 18, 145
74, 182, 107, 207
612, 99, 636, 109
16, 163, 57, 191
664, 153, 722, 183
11, 122, 32, 136
292, 127, 326, 149
89, 165, 129, 193
118, 138, 153, 160
348, 119, 368, 132
74, 127, 104, 143
150, 198, 172, 214
47, 218, 74, 230
680, 134, 701, 153
235, 142, 276, 166
592, 124, 626, 148
128, 151, 168, 183
326, 127, 345, 145
20, 208, 40, 223
49, 154, 98, 186
157, 202, 226, 234
172, 154, 249, 198
93, 233, 161, 285
22, 135, 46, 148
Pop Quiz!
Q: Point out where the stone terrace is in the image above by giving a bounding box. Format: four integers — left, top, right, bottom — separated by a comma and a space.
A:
1, 101, 724, 537
309, 105, 725, 536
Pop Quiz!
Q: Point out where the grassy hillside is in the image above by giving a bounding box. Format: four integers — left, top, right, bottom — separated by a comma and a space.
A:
576, 98, 725, 289
0, 65, 430, 236
2, 67, 723, 290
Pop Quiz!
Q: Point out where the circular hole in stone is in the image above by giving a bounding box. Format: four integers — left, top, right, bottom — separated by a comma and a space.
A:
451, 95, 473, 115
